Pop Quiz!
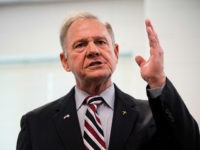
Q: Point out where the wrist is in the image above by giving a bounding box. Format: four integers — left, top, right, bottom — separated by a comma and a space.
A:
148, 74, 166, 89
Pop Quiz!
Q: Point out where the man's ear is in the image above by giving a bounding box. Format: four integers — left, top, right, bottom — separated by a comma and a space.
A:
114, 43, 119, 60
60, 52, 71, 72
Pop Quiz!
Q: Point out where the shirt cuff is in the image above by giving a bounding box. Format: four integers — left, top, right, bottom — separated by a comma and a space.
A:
147, 84, 165, 98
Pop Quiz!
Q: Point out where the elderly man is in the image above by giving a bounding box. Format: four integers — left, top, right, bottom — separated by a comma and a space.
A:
17, 12, 200, 150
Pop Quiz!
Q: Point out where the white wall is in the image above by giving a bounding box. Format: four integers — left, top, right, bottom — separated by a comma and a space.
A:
0, 0, 199, 149
145, 0, 200, 128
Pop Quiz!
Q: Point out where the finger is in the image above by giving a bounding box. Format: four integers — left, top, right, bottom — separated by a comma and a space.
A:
145, 20, 163, 58
145, 19, 157, 38
145, 19, 159, 49
135, 55, 146, 67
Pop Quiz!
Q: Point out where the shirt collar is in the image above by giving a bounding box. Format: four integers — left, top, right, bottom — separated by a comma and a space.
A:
75, 84, 115, 110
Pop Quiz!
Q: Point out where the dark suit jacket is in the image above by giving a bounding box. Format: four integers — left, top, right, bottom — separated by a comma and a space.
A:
17, 79, 200, 150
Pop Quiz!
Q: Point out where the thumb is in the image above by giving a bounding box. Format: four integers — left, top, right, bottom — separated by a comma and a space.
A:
135, 55, 146, 67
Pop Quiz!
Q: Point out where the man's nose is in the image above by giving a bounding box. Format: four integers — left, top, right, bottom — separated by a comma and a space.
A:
86, 42, 100, 58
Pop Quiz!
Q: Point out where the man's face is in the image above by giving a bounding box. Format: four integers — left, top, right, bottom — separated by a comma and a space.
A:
60, 18, 119, 85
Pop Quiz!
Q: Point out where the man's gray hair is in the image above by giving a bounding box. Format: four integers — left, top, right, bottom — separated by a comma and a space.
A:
60, 12, 115, 53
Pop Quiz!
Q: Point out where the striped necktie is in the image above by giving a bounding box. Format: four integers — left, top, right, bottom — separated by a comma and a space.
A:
83, 96, 106, 150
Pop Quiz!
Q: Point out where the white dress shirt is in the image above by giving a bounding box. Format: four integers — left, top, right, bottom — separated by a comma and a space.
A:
75, 84, 115, 147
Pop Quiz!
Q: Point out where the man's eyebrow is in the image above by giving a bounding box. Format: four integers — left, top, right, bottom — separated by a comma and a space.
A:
93, 36, 107, 39
74, 38, 88, 43
93, 36, 109, 43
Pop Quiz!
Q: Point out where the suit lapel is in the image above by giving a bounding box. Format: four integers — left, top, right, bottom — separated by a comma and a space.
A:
51, 86, 140, 150
109, 85, 139, 150
52, 88, 84, 150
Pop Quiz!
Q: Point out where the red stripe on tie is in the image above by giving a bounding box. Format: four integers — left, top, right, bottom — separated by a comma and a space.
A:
83, 96, 106, 150
85, 121, 106, 148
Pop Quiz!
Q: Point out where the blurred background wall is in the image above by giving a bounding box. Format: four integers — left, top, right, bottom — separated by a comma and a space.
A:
0, 0, 199, 149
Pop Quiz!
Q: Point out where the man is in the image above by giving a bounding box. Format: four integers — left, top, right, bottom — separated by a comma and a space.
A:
17, 12, 200, 150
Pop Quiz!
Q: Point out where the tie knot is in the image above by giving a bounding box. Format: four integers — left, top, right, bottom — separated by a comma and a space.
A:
85, 96, 104, 106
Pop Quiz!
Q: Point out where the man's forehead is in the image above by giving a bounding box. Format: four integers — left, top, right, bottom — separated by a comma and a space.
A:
69, 18, 106, 32
67, 19, 110, 40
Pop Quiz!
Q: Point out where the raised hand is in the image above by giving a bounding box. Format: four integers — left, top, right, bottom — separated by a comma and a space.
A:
135, 19, 166, 88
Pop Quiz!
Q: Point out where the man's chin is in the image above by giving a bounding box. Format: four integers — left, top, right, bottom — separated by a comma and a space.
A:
86, 72, 111, 81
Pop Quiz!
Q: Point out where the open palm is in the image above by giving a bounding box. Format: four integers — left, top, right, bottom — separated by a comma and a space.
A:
135, 19, 166, 88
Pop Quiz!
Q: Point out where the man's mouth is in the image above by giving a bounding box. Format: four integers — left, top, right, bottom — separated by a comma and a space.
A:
86, 61, 103, 68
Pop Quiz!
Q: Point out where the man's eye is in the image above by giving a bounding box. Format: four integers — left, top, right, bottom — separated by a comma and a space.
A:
95, 40, 106, 45
74, 42, 86, 49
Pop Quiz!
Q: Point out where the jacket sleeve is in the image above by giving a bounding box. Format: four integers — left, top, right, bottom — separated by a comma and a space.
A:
16, 114, 32, 150
147, 78, 200, 150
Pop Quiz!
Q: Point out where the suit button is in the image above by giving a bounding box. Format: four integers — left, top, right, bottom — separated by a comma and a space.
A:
165, 109, 175, 123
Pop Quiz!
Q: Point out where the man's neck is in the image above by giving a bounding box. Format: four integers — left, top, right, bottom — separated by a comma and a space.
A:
76, 80, 112, 95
